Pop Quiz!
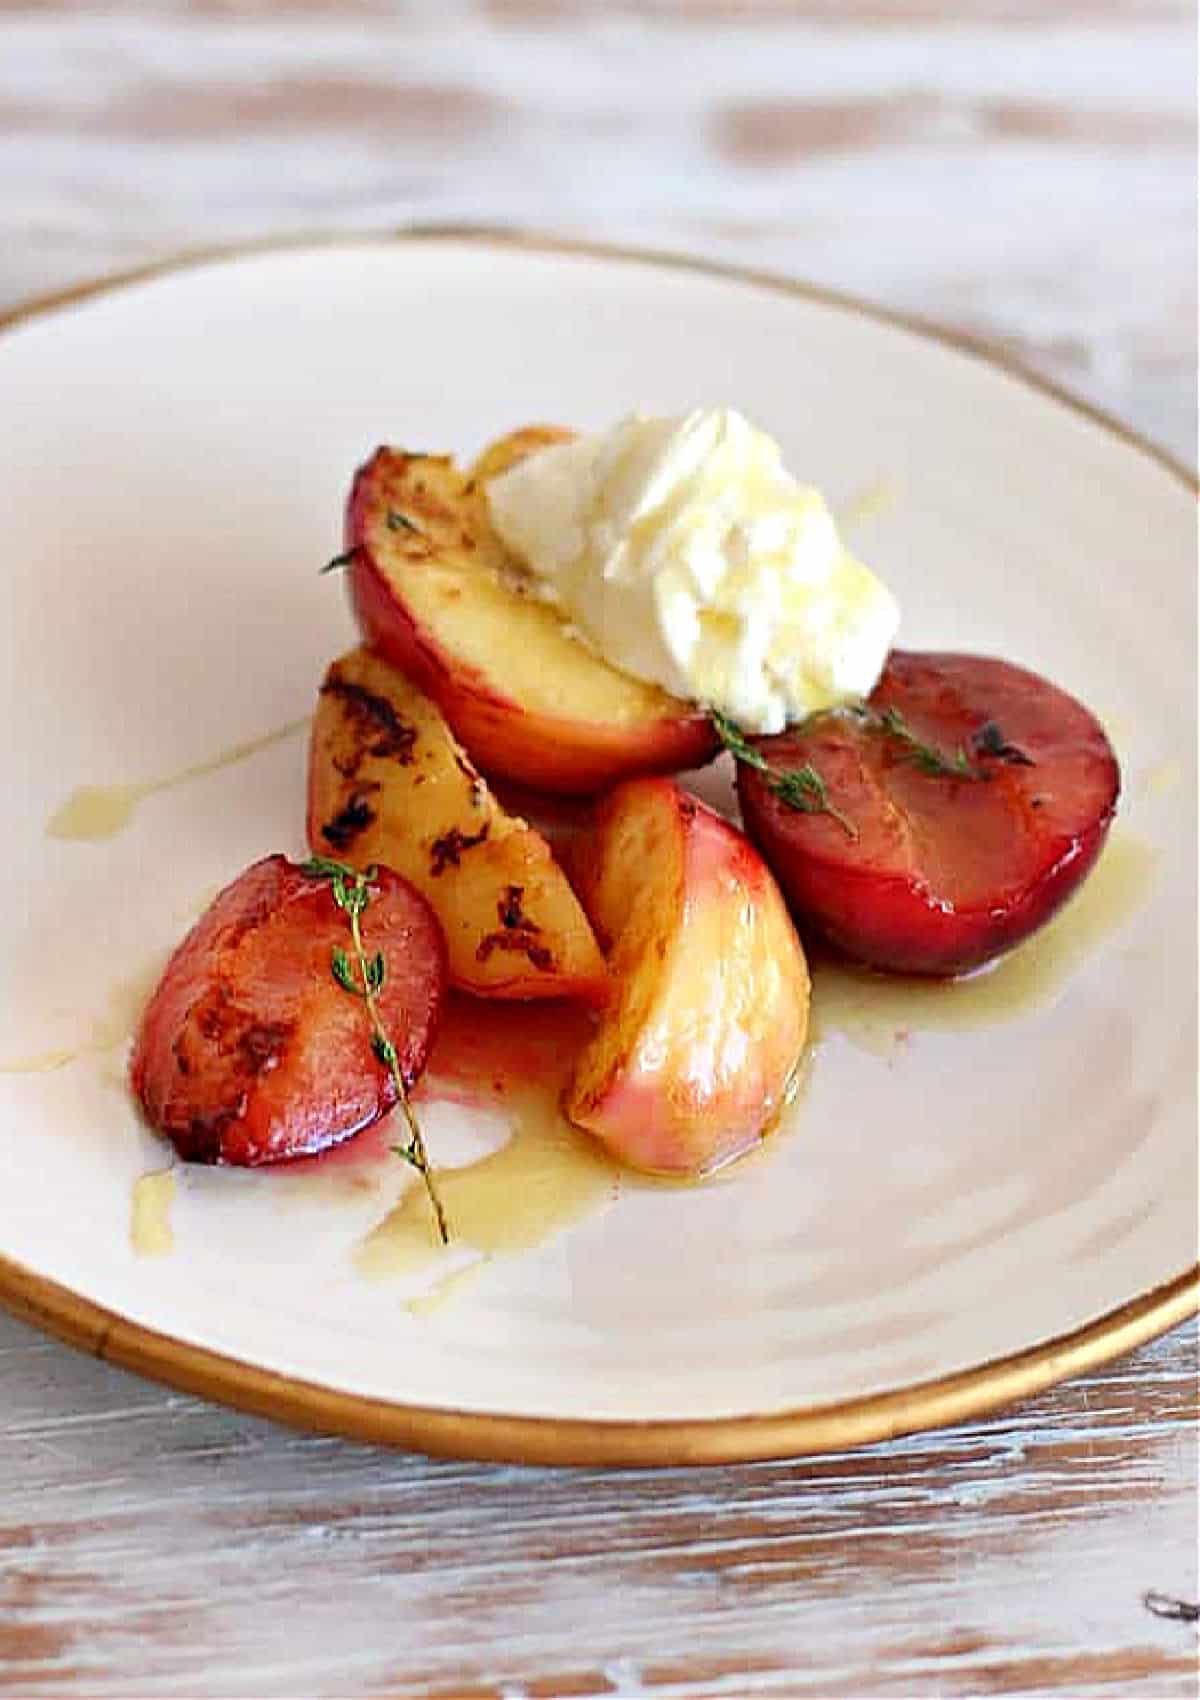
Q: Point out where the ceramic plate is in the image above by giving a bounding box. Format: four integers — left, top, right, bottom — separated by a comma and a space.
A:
0, 233, 1194, 1464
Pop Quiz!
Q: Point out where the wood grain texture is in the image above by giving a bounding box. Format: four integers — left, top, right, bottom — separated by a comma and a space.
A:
1, 3, 1196, 1694
1, 0, 1196, 462
0, 1310, 1195, 1697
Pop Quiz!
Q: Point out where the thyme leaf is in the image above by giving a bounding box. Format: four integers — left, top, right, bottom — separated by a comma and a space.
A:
712, 712, 858, 840
320, 547, 358, 576
714, 695, 1034, 835
831, 703, 981, 779
847, 705, 1035, 778
301, 853, 356, 881
298, 855, 449, 1243
330, 946, 359, 996
869, 705, 979, 779
386, 509, 422, 535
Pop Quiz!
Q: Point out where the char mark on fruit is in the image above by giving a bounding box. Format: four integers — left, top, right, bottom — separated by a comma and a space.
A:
430, 822, 490, 875
176, 1105, 244, 1165
497, 884, 540, 932
180, 985, 295, 1079
475, 930, 555, 972
164, 989, 297, 1162
453, 749, 485, 804
320, 673, 418, 766
321, 790, 378, 851
235, 1020, 294, 1073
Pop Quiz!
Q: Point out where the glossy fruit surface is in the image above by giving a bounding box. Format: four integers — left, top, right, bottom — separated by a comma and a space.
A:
565, 778, 810, 1176
131, 855, 445, 1164
736, 650, 1120, 976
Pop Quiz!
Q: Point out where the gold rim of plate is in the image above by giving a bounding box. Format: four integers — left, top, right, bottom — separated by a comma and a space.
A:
1, 226, 1195, 1467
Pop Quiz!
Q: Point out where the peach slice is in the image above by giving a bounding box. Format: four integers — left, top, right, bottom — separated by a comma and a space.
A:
131, 855, 445, 1167
345, 430, 718, 795
308, 647, 607, 1004
564, 778, 810, 1176
736, 650, 1122, 976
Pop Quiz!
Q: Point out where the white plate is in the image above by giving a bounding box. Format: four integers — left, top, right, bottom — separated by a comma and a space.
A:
0, 233, 1194, 1464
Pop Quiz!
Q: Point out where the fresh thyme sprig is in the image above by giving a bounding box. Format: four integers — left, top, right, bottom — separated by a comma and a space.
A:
712, 711, 858, 840
715, 698, 1034, 838
857, 705, 979, 780
849, 705, 1034, 777
299, 854, 449, 1244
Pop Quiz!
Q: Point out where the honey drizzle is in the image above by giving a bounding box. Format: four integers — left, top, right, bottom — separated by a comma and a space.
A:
130, 1168, 176, 1257
839, 476, 901, 534
405, 1260, 487, 1317
46, 717, 308, 842
809, 833, 1157, 1057
357, 1089, 615, 1281
1140, 759, 1182, 800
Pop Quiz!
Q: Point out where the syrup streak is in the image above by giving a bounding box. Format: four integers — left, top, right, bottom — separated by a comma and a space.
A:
46, 717, 309, 842
130, 1167, 176, 1258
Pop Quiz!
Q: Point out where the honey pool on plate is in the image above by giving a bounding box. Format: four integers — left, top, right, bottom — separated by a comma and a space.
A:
130, 1168, 176, 1258
359, 998, 619, 1281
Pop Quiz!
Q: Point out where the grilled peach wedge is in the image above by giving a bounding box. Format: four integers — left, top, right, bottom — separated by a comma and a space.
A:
564, 778, 810, 1176
345, 428, 717, 795
308, 647, 607, 1004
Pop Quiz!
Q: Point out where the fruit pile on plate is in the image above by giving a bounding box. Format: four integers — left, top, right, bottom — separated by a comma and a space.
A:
131, 427, 1119, 1204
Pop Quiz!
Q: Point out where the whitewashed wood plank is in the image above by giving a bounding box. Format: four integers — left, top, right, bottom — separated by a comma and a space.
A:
0, 6, 1193, 456
0, 1310, 1195, 1696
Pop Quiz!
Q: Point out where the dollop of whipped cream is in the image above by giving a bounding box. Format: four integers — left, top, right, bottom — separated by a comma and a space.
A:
485, 408, 899, 734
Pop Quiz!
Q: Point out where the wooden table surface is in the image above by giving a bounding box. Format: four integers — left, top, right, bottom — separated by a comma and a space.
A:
1, 4, 1196, 1696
